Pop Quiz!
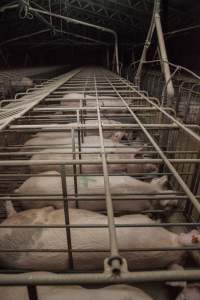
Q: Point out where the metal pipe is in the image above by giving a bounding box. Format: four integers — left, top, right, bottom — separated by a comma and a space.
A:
0, 269, 200, 285
0, 158, 199, 166
154, 0, 174, 101
0, 29, 51, 47
9, 123, 200, 130
135, 0, 157, 86
93, 72, 122, 274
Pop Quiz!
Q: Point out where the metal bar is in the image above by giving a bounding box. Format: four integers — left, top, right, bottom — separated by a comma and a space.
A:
9, 124, 200, 130
93, 71, 122, 274
0, 270, 200, 285
1, 158, 200, 166
0, 29, 51, 47
60, 166, 74, 269
135, 0, 157, 86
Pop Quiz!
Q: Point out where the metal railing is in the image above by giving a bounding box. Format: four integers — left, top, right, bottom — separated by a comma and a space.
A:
0, 67, 200, 299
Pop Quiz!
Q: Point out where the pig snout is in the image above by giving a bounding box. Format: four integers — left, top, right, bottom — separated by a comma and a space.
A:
178, 230, 200, 247
146, 164, 158, 173
158, 191, 179, 210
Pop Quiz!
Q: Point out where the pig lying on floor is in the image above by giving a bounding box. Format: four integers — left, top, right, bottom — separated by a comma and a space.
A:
0, 206, 198, 271
29, 139, 157, 175
15, 172, 177, 211
34, 119, 132, 141
0, 277, 154, 300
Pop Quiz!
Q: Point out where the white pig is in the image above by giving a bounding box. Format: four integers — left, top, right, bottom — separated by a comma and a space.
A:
175, 283, 200, 300
15, 172, 176, 211
24, 133, 129, 147
29, 140, 157, 175
0, 278, 154, 300
34, 119, 130, 140
11, 77, 34, 91
0, 207, 199, 271
61, 93, 125, 108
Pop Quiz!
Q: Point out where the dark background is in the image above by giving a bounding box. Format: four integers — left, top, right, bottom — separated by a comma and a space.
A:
0, 0, 199, 72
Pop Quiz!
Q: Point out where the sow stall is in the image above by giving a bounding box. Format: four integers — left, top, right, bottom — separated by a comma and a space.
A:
0, 67, 200, 300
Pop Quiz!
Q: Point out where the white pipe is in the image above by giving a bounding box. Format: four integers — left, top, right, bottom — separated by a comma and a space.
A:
155, 11, 175, 100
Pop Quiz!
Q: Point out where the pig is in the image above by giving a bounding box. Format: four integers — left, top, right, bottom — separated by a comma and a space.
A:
0, 277, 154, 300
24, 132, 130, 147
3, 77, 34, 98
166, 265, 200, 300
15, 172, 177, 211
10, 77, 34, 93
61, 93, 124, 108
34, 119, 131, 140
0, 207, 199, 271
29, 139, 157, 175
175, 283, 200, 300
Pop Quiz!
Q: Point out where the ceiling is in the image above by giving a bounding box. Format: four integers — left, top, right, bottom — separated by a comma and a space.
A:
0, 0, 199, 66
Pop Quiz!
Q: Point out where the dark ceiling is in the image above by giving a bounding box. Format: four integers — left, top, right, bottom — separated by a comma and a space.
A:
0, 0, 200, 68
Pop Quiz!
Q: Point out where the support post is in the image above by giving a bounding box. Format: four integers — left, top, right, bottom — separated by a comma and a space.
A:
134, 1, 157, 87
106, 47, 110, 69
155, 0, 174, 101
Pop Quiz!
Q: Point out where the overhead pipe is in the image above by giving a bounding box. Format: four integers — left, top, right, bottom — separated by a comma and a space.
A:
54, 29, 110, 46
18, 1, 119, 74
27, 1, 110, 46
0, 29, 51, 47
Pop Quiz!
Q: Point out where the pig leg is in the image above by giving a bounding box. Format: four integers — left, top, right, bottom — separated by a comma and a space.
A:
5, 201, 17, 218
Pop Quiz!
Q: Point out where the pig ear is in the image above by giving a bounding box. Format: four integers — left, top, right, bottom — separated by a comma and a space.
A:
5, 200, 17, 218
132, 147, 144, 159
151, 175, 168, 188
167, 281, 187, 288
160, 199, 170, 208
160, 198, 178, 208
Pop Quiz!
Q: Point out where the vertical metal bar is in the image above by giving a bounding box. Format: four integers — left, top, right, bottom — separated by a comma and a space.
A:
60, 166, 74, 269
106, 47, 110, 69
76, 109, 82, 174
114, 33, 120, 74
135, 0, 157, 86
93, 70, 122, 273
71, 128, 79, 208
27, 285, 38, 300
